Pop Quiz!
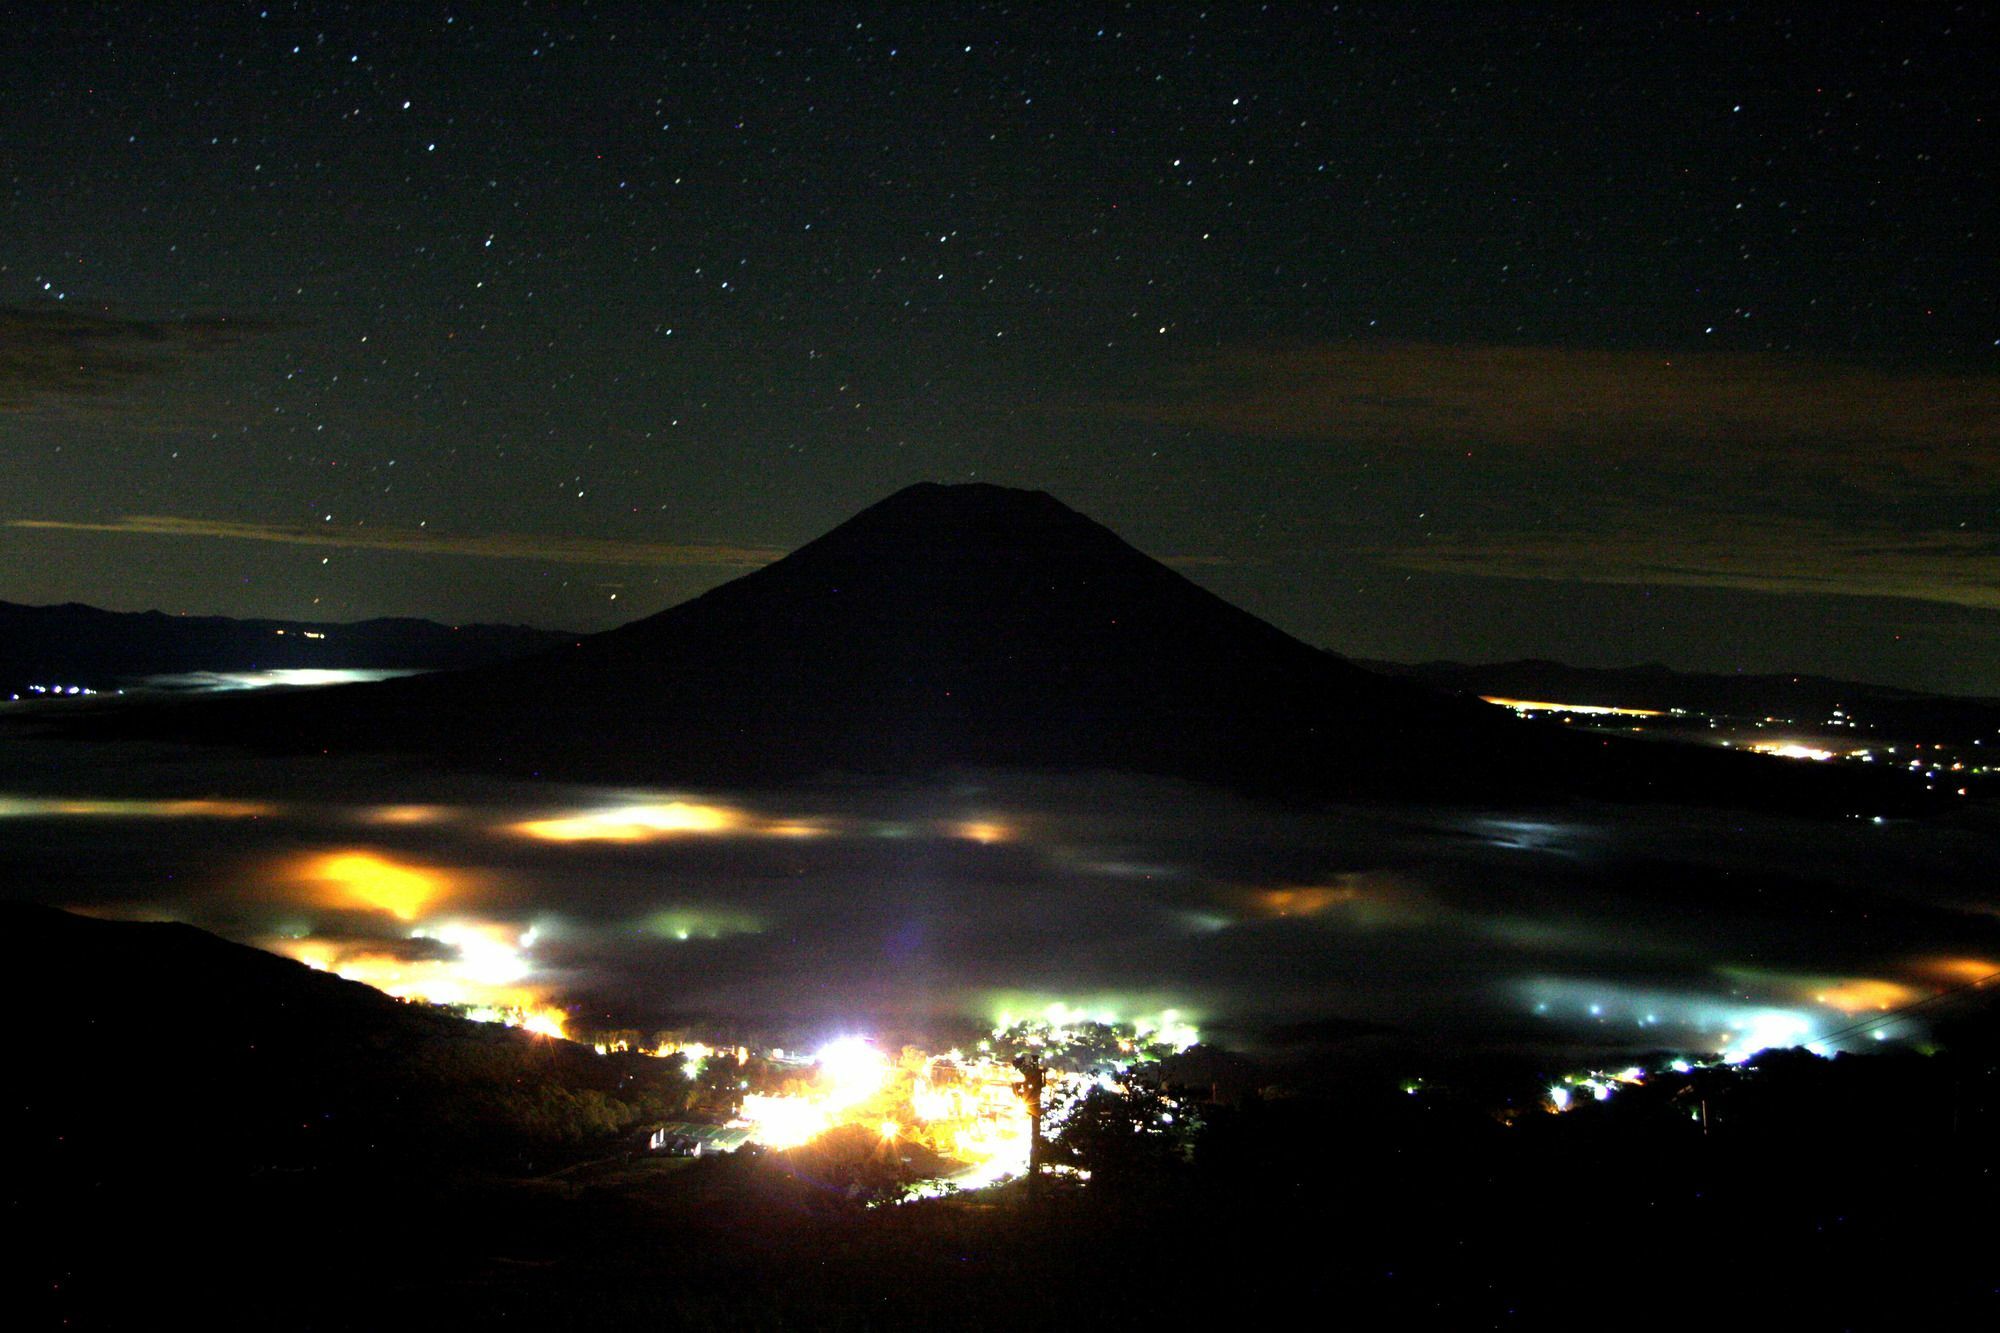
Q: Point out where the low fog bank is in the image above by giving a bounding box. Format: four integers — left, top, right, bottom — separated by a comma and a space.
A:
4, 733, 1996, 1060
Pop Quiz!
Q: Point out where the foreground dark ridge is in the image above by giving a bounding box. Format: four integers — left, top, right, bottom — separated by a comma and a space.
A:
12, 904, 1997, 1329
3, 904, 695, 1328
39, 483, 1926, 811
2, 904, 655, 1169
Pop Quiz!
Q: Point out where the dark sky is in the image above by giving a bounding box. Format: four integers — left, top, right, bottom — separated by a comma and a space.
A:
2, 3, 1994, 692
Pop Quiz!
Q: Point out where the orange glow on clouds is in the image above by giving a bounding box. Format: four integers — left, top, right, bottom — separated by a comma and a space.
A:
290, 849, 456, 921
363, 804, 450, 826
276, 924, 565, 1036
759, 820, 830, 838
1920, 956, 2000, 985
1810, 977, 1920, 1014
506, 798, 841, 843
1248, 886, 1357, 919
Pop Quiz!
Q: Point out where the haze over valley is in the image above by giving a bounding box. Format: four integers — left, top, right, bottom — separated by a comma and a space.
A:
7, 486, 1995, 1070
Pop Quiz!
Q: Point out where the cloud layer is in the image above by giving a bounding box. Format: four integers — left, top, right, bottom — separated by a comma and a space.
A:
6, 516, 784, 569
1098, 341, 2000, 488
0, 306, 267, 410
6, 514, 1244, 575
1085, 340, 2000, 616
1377, 515, 2000, 612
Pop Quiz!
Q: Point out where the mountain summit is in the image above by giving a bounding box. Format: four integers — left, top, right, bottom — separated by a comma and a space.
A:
511, 480, 1511, 789
54, 483, 1912, 807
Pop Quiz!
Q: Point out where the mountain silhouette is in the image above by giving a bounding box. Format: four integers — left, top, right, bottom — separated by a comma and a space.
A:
45, 483, 1923, 808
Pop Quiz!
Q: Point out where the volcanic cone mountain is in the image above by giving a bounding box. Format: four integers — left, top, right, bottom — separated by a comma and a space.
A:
515, 480, 1515, 791
62, 483, 1911, 807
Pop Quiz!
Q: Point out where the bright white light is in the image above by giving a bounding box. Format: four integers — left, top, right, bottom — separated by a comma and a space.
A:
1747, 741, 1837, 762
1481, 697, 1664, 718
513, 800, 744, 842
412, 922, 531, 986
736, 1093, 831, 1150
134, 668, 424, 692
1723, 1010, 1816, 1063
814, 1036, 890, 1108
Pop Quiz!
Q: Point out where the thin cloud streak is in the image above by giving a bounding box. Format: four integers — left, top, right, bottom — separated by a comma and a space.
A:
1093, 341, 2000, 487
7, 515, 1246, 573
0, 306, 271, 409
1159, 554, 1259, 569
7, 516, 784, 569
1376, 516, 2000, 612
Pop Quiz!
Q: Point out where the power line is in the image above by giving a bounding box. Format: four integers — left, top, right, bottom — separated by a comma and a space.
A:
1811, 966, 2000, 1049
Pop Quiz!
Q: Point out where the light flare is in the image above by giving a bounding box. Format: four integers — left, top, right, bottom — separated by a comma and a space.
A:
814, 1036, 891, 1110
736, 1093, 834, 1150
511, 800, 746, 842
1747, 741, 1838, 762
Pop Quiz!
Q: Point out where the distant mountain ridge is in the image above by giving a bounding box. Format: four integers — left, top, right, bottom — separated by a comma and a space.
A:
36, 484, 1929, 811
0, 598, 569, 693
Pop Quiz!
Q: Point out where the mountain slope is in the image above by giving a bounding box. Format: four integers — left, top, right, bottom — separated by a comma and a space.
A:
2, 904, 667, 1169
40, 484, 1925, 808
3, 904, 690, 1328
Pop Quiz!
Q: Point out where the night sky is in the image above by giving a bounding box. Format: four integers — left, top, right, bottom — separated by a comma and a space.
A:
3, 4, 1994, 693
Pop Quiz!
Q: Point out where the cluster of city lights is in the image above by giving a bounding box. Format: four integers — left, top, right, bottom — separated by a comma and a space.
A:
711, 1006, 1199, 1188
1521, 955, 2000, 1068
557, 1007, 1196, 1191
269, 847, 572, 1033
1744, 740, 1839, 762
1480, 692, 1988, 795
254, 834, 1992, 1147
1545, 1063, 1650, 1112
285, 929, 571, 1039
244, 832, 1198, 1189
25, 776, 1990, 1185
505, 797, 1015, 845
12, 683, 99, 700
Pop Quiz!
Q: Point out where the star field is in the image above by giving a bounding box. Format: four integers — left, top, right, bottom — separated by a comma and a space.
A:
1, 3, 1994, 690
